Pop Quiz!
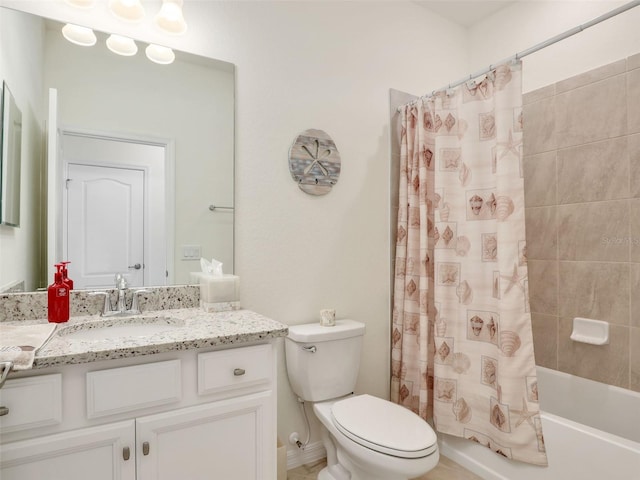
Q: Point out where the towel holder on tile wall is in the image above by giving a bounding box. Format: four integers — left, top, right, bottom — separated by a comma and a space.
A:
209, 205, 234, 212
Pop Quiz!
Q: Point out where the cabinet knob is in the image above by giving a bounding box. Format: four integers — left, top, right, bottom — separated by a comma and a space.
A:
0, 406, 9, 416
142, 441, 150, 456
123, 446, 130, 461
233, 368, 246, 376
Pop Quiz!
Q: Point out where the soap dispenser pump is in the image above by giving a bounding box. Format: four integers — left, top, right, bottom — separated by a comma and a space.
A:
48, 264, 70, 323
60, 261, 73, 290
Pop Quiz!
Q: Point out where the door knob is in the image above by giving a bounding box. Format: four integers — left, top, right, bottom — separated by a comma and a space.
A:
128, 263, 142, 270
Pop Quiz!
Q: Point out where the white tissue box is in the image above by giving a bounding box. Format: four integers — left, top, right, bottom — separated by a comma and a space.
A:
193, 273, 240, 305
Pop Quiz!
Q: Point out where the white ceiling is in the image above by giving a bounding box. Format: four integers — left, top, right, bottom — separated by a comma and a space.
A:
415, 1, 518, 27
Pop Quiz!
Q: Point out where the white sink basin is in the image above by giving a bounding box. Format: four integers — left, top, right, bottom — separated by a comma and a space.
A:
57, 316, 185, 341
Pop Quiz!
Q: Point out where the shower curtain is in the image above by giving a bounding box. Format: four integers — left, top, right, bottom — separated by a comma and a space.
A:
391, 62, 547, 466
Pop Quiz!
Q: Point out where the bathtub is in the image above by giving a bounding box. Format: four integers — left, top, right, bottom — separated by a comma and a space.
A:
438, 367, 640, 480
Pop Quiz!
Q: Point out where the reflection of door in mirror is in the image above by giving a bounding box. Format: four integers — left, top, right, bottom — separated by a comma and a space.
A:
67, 164, 144, 289
62, 133, 169, 289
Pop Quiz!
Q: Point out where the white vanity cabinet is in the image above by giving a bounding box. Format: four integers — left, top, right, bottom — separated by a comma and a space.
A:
0, 420, 136, 480
0, 342, 277, 480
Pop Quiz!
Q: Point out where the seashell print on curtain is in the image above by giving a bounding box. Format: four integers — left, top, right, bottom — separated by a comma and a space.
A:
391, 61, 547, 466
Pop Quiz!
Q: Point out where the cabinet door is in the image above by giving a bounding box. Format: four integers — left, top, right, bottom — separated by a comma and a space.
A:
137, 391, 273, 480
0, 420, 136, 480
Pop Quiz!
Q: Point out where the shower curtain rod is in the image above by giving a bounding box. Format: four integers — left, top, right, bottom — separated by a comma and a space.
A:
399, 0, 640, 108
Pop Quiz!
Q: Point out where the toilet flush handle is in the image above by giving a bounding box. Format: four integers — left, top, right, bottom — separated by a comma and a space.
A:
302, 345, 317, 353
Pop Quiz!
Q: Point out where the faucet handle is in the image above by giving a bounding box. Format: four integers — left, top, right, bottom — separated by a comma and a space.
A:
130, 289, 150, 314
89, 291, 111, 316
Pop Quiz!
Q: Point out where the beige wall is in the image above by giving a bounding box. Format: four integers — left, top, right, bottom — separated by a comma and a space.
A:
523, 53, 640, 392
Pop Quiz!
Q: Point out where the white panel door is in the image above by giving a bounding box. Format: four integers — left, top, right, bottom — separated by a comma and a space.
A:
136, 392, 272, 480
0, 420, 135, 480
66, 164, 144, 288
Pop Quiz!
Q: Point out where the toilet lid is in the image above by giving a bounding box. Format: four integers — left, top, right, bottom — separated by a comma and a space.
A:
331, 394, 438, 459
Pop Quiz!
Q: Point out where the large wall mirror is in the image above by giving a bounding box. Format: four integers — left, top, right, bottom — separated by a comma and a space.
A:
0, 6, 234, 292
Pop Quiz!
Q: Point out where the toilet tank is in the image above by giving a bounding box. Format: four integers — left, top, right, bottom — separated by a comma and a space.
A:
285, 319, 365, 402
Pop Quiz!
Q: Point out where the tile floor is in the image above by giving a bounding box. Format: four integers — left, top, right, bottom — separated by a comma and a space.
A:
287, 454, 483, 480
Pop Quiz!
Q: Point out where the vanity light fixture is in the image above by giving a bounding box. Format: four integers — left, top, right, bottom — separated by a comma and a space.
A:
106, 34, 138, 56
145, 44, 175, 64
61, 23, 97, 47
108, 0, 145, 22
64, 0, 95, 8
154, 0, 187, 35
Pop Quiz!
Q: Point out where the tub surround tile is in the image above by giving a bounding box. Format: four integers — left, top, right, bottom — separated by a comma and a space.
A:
527, 260, 558, 316
523, 152, 557, 207
518, 53, 640, 393
558, 318, 629, 388
557, 200, 629, 262
531, 313, 558, 369
630, 135, 640, 198
628, 68, 640, 134
555, 59, 626, 94
555, 75, 626, 149
631, 327, 640, 392
523, 84, 555, 105
558, 261, 629, 326
630, 264, 640, 329
629, 199, 640, 263
524, 206, 558, 260
556, 137, 629, 204
522, 95, 556, 155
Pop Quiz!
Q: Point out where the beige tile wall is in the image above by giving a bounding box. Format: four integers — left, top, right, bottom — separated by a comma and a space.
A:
523, 52, 640, 392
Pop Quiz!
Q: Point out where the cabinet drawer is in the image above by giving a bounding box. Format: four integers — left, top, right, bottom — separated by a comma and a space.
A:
87, 359, 181, 418
198, 344, 272, 395
0, 374, 62, 434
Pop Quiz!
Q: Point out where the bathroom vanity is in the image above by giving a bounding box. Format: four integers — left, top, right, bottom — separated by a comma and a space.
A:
0, 307, 288, 480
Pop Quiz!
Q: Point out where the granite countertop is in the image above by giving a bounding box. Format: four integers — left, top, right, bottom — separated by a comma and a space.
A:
8, 308, 288, 369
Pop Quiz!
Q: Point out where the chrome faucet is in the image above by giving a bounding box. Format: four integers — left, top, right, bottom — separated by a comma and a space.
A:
90, 274, 149, 317
115, 273, 128, 314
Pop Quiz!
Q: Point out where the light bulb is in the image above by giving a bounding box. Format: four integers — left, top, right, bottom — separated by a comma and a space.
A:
145, 44, 175, 65
106, 34, 138, 56
61, 24, 97, 47
108, 0, 145, 22
155, 0, 187, 35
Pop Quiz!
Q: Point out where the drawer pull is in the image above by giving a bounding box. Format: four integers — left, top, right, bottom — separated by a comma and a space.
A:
123, 446, 130, 461
0, 406, 9, 416
142, 442, 150, 456
233, 368, 246, 376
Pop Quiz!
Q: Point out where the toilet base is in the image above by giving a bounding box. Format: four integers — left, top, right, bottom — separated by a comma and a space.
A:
318, 464, 350, 480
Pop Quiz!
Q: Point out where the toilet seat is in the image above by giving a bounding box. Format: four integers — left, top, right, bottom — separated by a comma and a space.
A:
331, 394, 438, 459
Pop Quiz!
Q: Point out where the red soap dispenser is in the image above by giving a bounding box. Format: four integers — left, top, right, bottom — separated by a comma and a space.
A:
48, 264, 70, 323
60, 261, 73, 290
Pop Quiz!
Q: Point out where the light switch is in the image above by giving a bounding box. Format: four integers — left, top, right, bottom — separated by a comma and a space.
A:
182, 244, 201, 260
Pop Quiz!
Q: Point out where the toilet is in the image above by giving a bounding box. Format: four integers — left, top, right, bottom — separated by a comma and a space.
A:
285, 319, 439, 480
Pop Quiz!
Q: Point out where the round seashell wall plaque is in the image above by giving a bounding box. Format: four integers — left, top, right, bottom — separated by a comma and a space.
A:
288, 129, 341, 195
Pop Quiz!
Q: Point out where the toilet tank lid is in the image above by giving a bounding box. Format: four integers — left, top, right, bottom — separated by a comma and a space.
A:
287, 319, 365, 342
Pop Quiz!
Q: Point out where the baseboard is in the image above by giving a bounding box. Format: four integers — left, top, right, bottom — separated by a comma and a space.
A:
286, 440, 326, 470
